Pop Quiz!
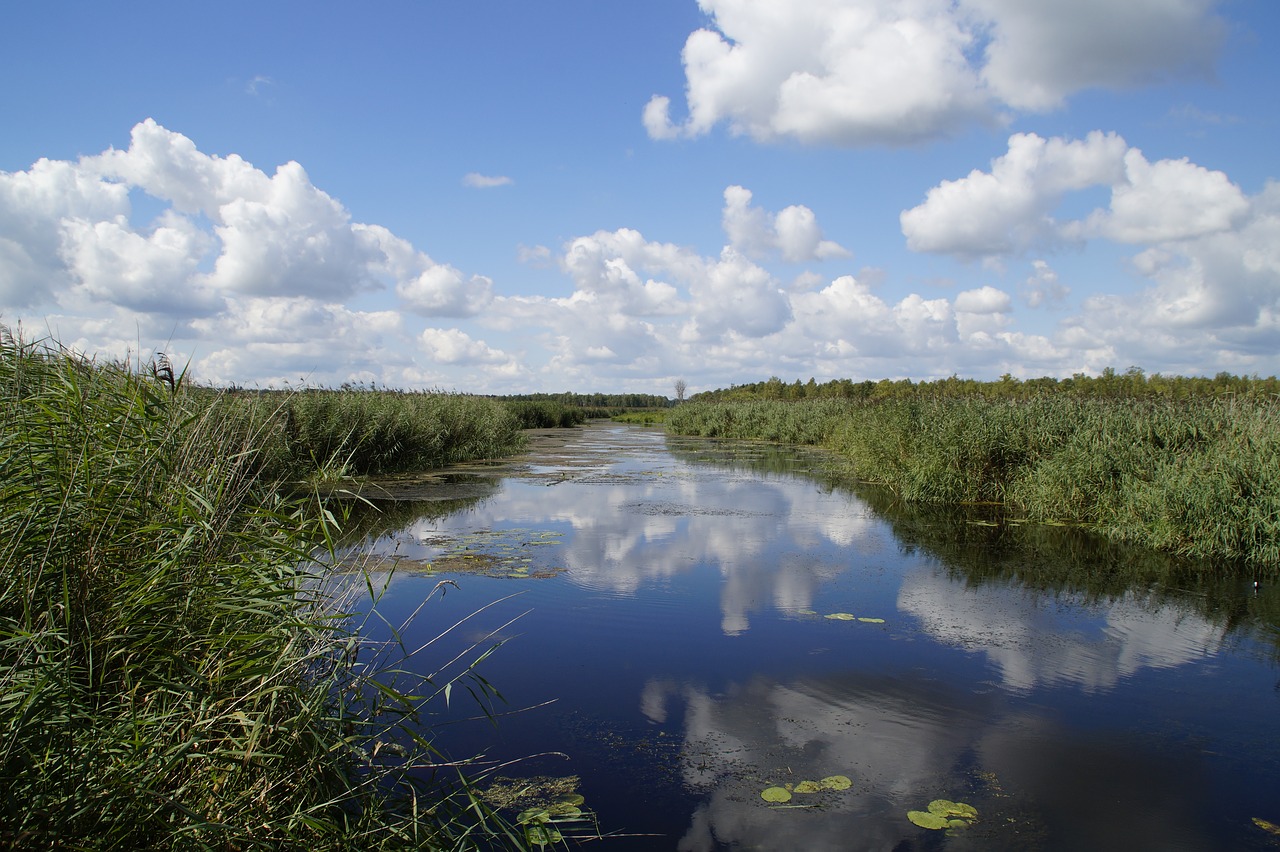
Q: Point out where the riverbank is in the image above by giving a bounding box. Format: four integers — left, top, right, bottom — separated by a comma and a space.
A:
0, 334, 529, 849
666, 396, 1280, 569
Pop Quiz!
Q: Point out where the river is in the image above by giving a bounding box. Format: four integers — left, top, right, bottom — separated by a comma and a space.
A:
339, 421, 1280, 851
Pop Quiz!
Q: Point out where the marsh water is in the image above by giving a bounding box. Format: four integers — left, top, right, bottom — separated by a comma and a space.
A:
341, 422, 1280, 851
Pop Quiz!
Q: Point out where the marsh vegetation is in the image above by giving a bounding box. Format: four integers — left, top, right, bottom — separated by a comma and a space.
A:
0, 333, 533, 849
667, 389, 1280, 567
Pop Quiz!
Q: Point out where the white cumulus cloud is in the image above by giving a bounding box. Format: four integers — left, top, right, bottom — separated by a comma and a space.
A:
648, 0, 1226, 146
721, 185, 850, 262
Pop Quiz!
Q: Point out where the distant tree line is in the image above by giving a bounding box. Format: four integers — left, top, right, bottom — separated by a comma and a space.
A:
489, 391, 672, 408
690, 368, 1280, 403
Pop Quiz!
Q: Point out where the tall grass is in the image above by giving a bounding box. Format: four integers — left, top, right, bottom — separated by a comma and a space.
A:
0, 334, 525, 849
204, 388, 526, 482
667, 397, 1280, 568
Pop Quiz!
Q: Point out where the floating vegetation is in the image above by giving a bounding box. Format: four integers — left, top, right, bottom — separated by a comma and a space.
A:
1255, 817, 1280, 836
484, 776, 598, 846
760, 775, 854, 806
407, 527, 566, 579
908, 799, 979, 831
822, 611, 885, 624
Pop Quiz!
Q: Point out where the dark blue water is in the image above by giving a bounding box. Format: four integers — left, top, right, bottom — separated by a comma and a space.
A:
342, 423, 1280, 851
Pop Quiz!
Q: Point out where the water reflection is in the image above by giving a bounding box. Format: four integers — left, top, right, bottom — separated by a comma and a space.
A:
899, 569, 1225, 692
646, 670, 1222, 851
341, 423, 1280, 850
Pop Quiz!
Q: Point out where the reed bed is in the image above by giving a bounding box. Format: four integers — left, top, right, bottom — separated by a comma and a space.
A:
207, 387, 526, 482
0, 335, 526, 849
667, 396, 1280, 568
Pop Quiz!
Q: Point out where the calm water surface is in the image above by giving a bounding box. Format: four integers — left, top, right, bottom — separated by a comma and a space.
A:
343, 423, 1280, 851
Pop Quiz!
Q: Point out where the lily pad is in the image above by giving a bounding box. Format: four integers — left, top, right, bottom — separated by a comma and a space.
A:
555, 793, 586, 807
824, 612, 856, 621
928, 799, 978, 820
516, 807, 550, 825
793, 780, 823, 794
525, 824, 564, 847
547, 803, 584, 818
761, 786, 793, 803
819, 775, 852, 791
1255, 817, 1280, 835
907, 810, 951, 830
858, 617, 886, 624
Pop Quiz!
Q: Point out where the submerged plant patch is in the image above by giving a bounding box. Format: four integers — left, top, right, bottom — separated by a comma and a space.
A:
408, 528, 566, 578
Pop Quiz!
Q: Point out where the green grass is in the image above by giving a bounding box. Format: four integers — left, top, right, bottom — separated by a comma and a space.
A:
203, 387, 527, 483
667, 396, 1280, 568
0, 334, 527, 849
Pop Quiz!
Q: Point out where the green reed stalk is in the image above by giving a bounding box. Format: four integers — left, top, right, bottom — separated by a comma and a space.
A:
667, 396, 1280, 568
0, 334, 525, 849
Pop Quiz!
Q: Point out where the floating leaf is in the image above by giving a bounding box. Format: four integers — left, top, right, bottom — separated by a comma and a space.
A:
1255, 817, 1280, 836
858, 617, 886, 624
907, 810, 951, 830
547, 803, 583, 818
819, 775, 852, 791
555, 793, 586, 807
517, 807, 550, 825
928, 800, 978, 820
761, 786, 793, 803
825, 613, 856, 621
793, 781, 823, 794
525, 824, 564, 846
947, 819, 971, 829
797, 608, 817, 616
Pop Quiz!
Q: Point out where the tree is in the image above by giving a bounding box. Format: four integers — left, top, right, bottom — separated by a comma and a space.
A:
674, 378, 687, 402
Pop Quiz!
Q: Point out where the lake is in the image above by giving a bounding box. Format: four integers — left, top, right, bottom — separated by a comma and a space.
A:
340, 421, 1280, 851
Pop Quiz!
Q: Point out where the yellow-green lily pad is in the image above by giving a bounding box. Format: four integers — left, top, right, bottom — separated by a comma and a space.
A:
928, 799, 978, 820
825, 612, 856, 621
1255, 817, 1280, 835
858, 617, 886, 624
908, 810, 951, 830
761, 786, 793, 803
525, 824, 564, 846
517, 806, 550, 824
819, 775, 852, 791
793, 780, 823, 794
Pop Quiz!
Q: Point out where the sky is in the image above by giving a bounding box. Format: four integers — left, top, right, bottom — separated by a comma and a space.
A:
1, 0, 1277, 395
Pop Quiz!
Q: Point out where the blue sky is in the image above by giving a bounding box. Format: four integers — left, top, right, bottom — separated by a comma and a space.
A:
2, 0, 1277, 395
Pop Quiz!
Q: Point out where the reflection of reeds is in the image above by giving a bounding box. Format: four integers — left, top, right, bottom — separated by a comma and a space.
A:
0, 334, 526, 849
668, 397, 1280, 567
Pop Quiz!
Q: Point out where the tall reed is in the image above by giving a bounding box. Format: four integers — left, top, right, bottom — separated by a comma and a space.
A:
0, 334, 524, 849
667, 396, 1280, 568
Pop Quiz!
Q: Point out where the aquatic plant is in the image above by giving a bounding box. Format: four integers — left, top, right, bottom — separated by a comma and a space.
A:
0, 334, 526, 849
667, 395, 1280, 568
908, 799, 979, 831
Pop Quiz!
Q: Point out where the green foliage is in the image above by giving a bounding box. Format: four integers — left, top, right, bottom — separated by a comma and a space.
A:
505, 400, 588, 429
206, 387, 527, 481
690, 367, 1280, 403
667, 394, 1280, 567
0, 333, 525, 849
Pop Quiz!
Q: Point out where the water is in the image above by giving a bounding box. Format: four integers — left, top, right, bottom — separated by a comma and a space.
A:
340, 422, 1280, 850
